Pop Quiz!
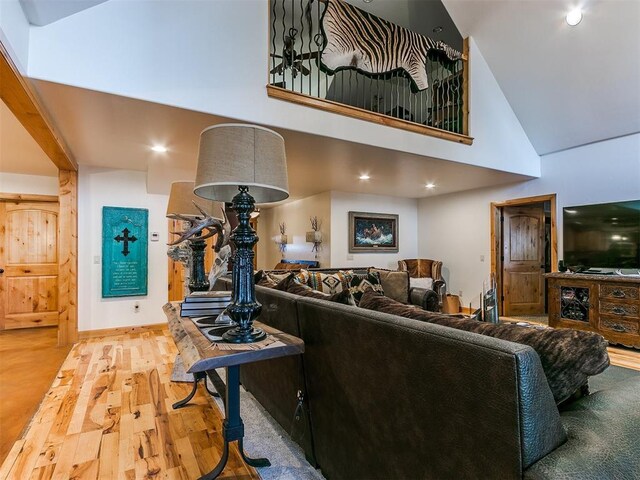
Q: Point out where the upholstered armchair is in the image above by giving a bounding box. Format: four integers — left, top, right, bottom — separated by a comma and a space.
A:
398, 259, 446, 311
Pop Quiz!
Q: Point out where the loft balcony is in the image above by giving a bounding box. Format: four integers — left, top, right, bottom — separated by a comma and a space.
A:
266, 0, 472, 145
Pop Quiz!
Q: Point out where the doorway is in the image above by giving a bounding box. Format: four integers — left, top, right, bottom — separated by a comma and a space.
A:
491, 194, 557, 317
0, 196, 60, 330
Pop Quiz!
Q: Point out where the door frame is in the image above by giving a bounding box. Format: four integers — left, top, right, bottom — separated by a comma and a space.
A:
490, 194, 558, 315
0, 186, 77, 346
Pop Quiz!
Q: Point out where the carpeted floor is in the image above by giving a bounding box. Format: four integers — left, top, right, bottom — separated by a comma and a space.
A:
171, 356, 325, 480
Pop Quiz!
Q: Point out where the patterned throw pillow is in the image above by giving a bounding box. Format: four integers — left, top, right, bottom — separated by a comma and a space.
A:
276, 275, 356, 306
304, 270, 352, 294
348, 271, 384, 305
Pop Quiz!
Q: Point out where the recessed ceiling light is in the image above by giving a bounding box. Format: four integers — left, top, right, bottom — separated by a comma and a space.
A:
363, 0, 373, 3
359, 174, 370, 180
565, 7, 583, 26
425, 183, 436, 189
151, 145, 168, 153
611, 235, 622, 241
611, 217, 618, 221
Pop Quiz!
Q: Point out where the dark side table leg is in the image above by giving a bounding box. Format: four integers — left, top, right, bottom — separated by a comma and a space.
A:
200, 365, 270, 480
172, 372, 219, 410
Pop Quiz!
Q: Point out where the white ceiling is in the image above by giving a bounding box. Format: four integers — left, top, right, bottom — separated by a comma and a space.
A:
18, 0, 108, 26
0, 99, 57, 176
443, 0, 640, 155
32, 80, 530, 199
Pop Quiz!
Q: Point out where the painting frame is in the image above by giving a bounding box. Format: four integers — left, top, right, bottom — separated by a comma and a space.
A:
348, 211, 399, 253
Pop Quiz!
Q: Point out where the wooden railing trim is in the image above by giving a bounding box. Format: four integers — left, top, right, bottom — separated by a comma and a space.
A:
266, 85, 474, 145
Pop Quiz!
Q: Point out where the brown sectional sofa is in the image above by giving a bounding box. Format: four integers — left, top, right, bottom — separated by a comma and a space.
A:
213, 277, 640, 479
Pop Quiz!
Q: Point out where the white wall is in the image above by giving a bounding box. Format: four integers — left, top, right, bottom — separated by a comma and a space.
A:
78, 166, 169, 331
0, 172, 58, 195
417, 134, 640, 308
331, 191, 418, 269
0, 0, 30, 72
27, 1, 540, 177
257, 192, 331, 270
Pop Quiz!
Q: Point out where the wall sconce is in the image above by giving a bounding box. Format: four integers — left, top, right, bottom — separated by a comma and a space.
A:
306, 216, 322, 258
275, 222, 288, 253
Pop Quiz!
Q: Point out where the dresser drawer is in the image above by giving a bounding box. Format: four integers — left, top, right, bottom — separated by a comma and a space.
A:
599, 316, 640, 335
599, 301, 640, 319
600, 285, 640, 300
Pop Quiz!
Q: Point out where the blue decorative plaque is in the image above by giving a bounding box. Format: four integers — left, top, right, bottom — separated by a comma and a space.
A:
102, 206, 148, 298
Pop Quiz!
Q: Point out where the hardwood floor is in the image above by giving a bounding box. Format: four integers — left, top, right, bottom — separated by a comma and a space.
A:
1, 326, 639, 479
0, 328, 259, 479
0, 327, 71, 464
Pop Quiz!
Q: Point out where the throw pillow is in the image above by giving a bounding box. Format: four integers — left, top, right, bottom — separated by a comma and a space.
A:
358, 290, 610, 405
304, 270, 352, 294
410, 277, 434, 291
276, 274, 356, 306
348, 271, 385, 305
267, 271, 292, 284
369, 268, 410, 304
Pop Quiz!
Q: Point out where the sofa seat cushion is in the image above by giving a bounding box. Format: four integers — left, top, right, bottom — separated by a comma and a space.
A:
524, 376, 640, 479
369, 268, 409, 303
359, 290, 610, 404
276, 274, 356, 306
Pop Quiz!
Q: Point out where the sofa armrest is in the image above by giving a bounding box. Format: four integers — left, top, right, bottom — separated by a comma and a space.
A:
409, 287, 440, 311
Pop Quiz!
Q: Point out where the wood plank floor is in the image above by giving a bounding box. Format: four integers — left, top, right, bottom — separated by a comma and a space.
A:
0, 329, 259, 480
0, 327, 71, 464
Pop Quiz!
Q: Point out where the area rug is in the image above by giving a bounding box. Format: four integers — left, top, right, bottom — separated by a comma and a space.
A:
170, 355, 325, 480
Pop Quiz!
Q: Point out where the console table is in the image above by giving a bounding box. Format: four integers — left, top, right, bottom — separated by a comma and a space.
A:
547, 273, 640, 348
163, 303, 305, 479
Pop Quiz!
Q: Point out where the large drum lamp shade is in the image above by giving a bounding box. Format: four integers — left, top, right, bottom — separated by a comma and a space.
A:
194, 124, 289, 204
166, 181, 224, 219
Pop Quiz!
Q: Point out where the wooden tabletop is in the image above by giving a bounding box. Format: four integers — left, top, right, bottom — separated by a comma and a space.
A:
164, 302, 305, 373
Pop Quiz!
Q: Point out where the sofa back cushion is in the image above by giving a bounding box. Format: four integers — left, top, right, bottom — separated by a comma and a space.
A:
359, 290, 610, 405
369, 268, 410, 303
295, 296, 566, 478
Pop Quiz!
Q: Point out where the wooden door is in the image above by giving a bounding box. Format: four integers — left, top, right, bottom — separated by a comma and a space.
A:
0, 201, 59, 329
502, 205, 545, 316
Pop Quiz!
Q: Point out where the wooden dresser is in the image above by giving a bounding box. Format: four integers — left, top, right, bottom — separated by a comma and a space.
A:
547, 272, 640, 348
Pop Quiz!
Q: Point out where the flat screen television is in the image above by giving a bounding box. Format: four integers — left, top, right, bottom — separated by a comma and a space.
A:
563, 200, 640, 269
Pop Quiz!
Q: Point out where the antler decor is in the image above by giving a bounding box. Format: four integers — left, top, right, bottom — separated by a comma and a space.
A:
276, 222, 288, 253
306, 216, 322, 258
168, 202, 231, 252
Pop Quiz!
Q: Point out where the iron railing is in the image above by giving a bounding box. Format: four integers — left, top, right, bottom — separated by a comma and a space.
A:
268, 0, 468, 137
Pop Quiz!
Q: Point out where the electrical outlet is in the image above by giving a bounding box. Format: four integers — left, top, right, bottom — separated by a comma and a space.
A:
458, 290, 463, 298
134, 302, 140, 313
93, 256, 100, 264
480, 255, 485, 262
347, 254, 354, 261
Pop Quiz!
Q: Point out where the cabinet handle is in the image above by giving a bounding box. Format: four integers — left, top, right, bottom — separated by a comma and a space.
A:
611, 289, 626, 298
611, 306, 627, 316
611, 324, 627, 333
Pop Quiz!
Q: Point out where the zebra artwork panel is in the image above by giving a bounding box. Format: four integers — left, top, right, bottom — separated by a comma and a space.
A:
313, 0, 462, 92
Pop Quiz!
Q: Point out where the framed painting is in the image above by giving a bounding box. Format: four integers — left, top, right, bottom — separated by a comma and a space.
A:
348, 212, 399, 253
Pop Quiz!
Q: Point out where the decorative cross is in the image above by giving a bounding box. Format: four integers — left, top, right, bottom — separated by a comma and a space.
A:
114, 228, 137, 257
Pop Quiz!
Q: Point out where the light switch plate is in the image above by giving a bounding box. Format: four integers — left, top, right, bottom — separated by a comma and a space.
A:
151, 232, 160, 242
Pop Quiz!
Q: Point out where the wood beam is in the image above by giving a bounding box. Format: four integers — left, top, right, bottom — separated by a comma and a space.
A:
0, 41, 77, 171
58, 170, 78, 346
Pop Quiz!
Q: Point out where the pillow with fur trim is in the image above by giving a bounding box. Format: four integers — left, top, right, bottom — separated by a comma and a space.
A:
359, 289, 609, 405
304, 270, 352, 294
348, 271, 384, 305
276, 274, 356, 306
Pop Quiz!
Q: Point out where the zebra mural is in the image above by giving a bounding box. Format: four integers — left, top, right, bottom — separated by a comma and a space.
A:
310, 0, 462, 92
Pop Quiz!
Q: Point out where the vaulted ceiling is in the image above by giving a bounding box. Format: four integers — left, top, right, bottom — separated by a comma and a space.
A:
7, 0, 639, 190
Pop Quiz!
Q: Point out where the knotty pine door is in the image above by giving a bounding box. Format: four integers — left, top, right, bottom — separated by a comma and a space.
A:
0, 201, 59, 329
502, 205, 546, 316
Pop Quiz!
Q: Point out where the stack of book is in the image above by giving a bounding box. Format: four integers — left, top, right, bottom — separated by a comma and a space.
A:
180, 291, 232, 318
